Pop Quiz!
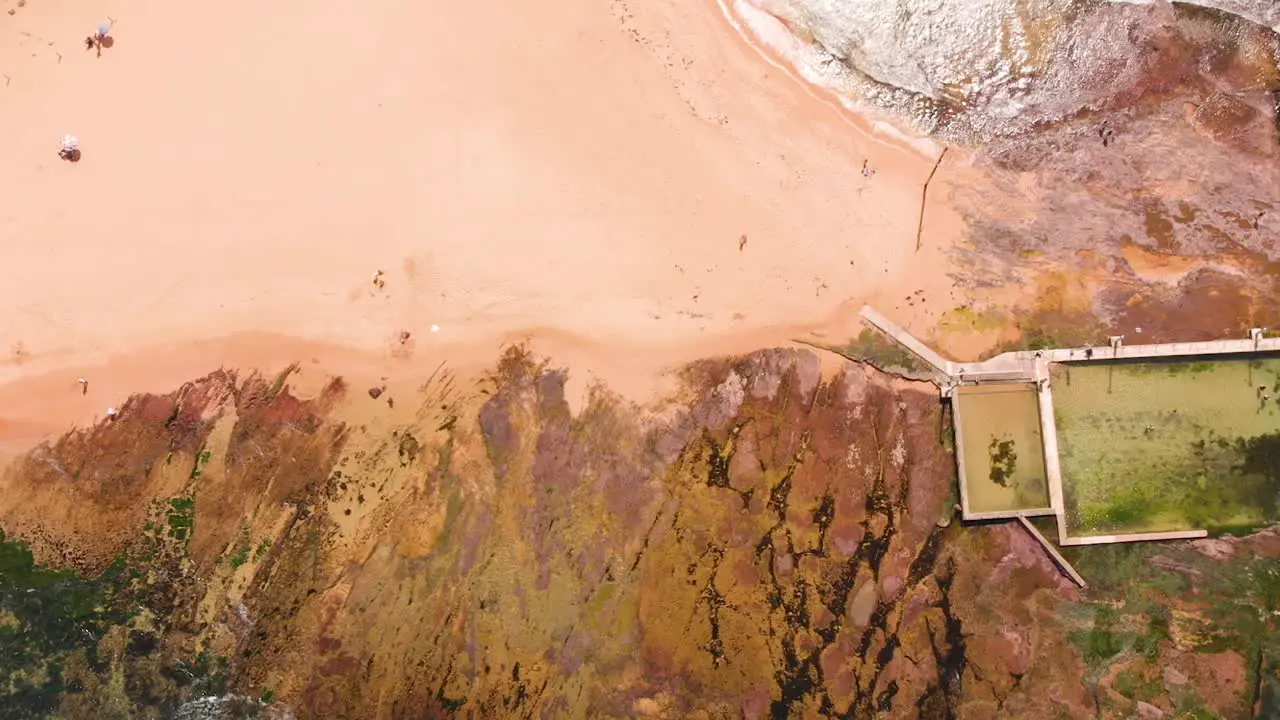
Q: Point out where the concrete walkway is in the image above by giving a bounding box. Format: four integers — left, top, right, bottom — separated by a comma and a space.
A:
1033, 337, 1280, 363
1032, 354, 1071, 545
859, 305, 1280, 383
858, 306, 956, 376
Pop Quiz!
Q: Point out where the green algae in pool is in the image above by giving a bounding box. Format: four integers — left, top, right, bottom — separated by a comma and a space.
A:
1052, 356, 1280, 536
954, 383, 1051, 514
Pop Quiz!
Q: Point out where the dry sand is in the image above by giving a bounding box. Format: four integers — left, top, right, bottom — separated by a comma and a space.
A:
0, 0, 967, 449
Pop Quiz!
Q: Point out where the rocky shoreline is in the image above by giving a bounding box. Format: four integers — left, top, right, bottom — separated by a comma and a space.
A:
0, 347, 1273, 718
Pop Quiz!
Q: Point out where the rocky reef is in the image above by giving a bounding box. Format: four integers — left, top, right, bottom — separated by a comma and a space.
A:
0, 348, 1274, 718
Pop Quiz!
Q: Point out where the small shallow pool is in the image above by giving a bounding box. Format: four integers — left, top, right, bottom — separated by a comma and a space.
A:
954, 383, 1051, 515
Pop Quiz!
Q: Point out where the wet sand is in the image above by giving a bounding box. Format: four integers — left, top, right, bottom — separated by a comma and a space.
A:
0, 0, 966, 448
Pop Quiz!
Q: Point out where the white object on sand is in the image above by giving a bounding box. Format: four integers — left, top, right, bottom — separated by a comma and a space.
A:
430, 324, 440, 332
59, 134, 79, 153
106, 407, 117, 418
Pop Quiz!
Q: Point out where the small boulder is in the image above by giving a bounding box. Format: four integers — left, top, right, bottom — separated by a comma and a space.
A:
1184, 92, 1273, 154
1163, 665, 1189, 689
1189, 537, 1233, 561
1136, 700, 1164, 719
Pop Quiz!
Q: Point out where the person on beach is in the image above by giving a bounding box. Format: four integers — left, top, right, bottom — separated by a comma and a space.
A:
58, 134, 81, 162
85, 20, 113, 57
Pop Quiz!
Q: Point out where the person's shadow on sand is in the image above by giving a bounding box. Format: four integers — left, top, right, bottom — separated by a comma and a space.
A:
84, 34, 114, 57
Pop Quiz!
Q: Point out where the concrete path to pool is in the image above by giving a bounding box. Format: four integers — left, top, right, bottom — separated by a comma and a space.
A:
858, 306, 1280, 388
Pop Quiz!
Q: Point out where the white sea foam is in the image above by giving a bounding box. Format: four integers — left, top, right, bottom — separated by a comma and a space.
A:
722, 0, 1278, 142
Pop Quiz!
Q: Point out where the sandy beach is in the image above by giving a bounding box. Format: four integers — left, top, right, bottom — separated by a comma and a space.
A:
0, 0, 965, 447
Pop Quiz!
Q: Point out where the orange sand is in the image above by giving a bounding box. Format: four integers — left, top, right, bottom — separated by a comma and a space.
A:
0, 0, 965, 449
